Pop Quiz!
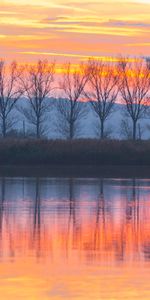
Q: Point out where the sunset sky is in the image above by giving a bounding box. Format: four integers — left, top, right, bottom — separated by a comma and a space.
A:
0, 0, 150, 62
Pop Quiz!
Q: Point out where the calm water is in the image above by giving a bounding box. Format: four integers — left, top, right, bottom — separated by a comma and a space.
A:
0, 177, 150, 299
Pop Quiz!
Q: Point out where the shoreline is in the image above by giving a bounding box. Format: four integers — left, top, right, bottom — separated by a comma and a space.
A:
0, 139, 150, 177
0, 165, 150, 178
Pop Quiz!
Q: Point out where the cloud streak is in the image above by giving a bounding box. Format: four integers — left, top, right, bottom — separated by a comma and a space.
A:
0, 0, 150, 61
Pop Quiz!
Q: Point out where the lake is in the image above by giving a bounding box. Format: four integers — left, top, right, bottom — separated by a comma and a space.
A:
0, 177, 149, 299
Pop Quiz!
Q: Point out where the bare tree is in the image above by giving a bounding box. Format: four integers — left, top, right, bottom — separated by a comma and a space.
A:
94, 120, 113, 139
0, 60, 23, 137
57, 62, 89, 139
118, 58, 150, 140
20, 60, 55, 139
120, 119, 133, 140
85, 59, 118, 139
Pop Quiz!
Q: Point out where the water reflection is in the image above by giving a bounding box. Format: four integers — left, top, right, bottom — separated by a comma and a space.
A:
0, 177, 149, 299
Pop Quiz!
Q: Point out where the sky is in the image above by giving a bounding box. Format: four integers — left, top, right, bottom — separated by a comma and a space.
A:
0, 0, 150, 62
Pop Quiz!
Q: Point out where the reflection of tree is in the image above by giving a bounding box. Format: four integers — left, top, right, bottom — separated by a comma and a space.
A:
126, 179, 139, 221
131, 179, 140, 231
0, 178, 5, 257
93, 179, 142, 262
0, 178, 5, 237
94, 179, 105, 250
0, 177, 149, 264
0, 177, 15, 259
143, 242, 150, 261
125, 179, 140, 258
67, 178, 79, 251
33, 178, 42, 258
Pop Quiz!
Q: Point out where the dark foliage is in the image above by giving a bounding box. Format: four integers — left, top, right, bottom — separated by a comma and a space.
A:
0, 138, 150, 165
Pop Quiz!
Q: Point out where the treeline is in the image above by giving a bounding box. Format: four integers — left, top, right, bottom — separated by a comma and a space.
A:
0, 57, 150, 140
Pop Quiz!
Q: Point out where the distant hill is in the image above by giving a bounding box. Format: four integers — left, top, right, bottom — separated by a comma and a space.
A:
7, 98, 150, 140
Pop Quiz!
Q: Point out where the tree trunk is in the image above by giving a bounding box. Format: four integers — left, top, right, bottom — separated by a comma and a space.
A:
138, 124, 142, 140
36, 117, 40, 139
2, 117, 6, 138
23, 121, 26, 138
101, 120, 104, 139
69, 121, 74, 140
133, 120, 137, 141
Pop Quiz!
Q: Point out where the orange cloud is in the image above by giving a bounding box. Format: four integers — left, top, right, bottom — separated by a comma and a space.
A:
0, 0, 150, 62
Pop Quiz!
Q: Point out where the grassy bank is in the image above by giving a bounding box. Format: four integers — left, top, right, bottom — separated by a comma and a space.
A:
0, 138, 150, 166
0, 165, 150, 178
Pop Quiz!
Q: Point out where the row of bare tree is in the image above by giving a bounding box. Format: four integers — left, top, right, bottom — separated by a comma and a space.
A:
0, 58, 150, 140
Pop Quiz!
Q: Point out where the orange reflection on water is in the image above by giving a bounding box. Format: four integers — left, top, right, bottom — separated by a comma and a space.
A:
0, 178, 149, 299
